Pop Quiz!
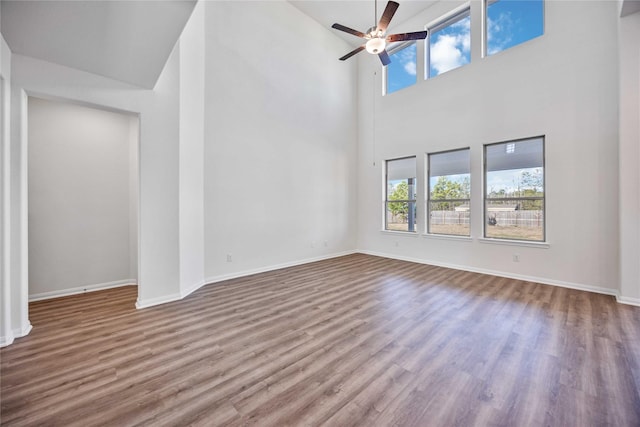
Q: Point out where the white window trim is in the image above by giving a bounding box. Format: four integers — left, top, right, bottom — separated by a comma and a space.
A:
422, 233, 473, 242
478, 237, 550, 249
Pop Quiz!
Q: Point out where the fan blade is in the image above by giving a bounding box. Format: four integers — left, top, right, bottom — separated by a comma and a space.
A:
339, 45, 366, 61
331, 23, 367, 39
386, 30, 428, 43
378, 50, 391, 66
376, 1, 399, 33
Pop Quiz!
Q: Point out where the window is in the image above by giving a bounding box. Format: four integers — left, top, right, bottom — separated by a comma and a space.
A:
486, 0, 544, 56
484, 137, 544, 241
385, 157, 417, 232
428, 149, 471, 236
427, 8, 471, 78
386, 42, 417, 95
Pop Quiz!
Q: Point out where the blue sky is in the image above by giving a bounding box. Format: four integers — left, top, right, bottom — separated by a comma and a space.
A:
386, 0, 543, 93
487, 0, 544, 55
386, 43, 417, 94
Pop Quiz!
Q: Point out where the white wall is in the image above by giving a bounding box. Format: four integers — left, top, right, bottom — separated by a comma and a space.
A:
128, 115, 138, 281
178, 0, 205, 296
619, 9, 640, 304
27, 97, 136, 299
2, 0, 357, 344
202, 1, 358, 281
357, 0, 621, 295
5, 47, 181, 337
1, 32, 14, 346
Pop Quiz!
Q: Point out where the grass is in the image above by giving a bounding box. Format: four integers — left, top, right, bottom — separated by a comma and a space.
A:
387, 222, 543, 241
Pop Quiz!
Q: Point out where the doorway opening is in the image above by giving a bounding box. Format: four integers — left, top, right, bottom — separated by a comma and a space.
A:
27, 97, 139, 304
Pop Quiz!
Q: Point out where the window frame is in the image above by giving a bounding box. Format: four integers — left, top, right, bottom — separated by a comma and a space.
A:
383, 41, 418, 96
384, 156, 417, 233
427, 148, 471, 237
425, 4, 471, 80
483, 136, 546, 242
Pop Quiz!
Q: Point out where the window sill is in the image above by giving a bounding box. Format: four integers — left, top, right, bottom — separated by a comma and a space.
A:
478, 237, 550, 249
380, 230, 420, 237
422, 233, 472, 242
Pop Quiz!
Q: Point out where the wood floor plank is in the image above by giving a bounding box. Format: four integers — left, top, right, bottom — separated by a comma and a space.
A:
1, 254, 639, 426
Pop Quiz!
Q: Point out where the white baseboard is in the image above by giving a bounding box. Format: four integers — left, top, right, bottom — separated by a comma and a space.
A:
0, 331, 14, 348
181, 280, 206, 299
29, 279, 137, 302
203, 250, 357, 288
135, 292, 182, 309
357, 249, 619, 298
1, 321, 33, 348
15, 322, 32, 338
616, 294, 640, 307
136, 250, 357, 309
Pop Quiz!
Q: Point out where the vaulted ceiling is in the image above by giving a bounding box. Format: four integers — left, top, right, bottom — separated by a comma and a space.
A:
3, 0, 634, 90
1, 0, 197, 88
1, 0, 439, 89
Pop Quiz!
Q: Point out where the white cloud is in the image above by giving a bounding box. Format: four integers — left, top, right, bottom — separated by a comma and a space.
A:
428, 16, 471, 76
430, 26, 470, 75
403, 61, 417, 76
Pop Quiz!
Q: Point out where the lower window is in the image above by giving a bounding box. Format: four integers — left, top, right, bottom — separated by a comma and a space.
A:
484, 137, 545, 241
385, 157, 417, 232
428, 148, 471, 236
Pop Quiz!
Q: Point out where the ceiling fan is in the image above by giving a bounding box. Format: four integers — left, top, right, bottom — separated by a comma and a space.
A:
331, 0, 428, 66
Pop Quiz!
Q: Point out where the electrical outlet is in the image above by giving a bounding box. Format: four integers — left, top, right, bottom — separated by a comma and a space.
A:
323, 241, 328, 247
395, 241, 399, 247
513, 254, 520, 262
226, 254, 233, 262
311, 241, 315, 248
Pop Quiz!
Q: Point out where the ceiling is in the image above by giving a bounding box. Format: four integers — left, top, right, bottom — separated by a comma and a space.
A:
0, 0, 197, 89
621, 0, 640, 17
290, 0, 438, 47
0, 0, 437, 88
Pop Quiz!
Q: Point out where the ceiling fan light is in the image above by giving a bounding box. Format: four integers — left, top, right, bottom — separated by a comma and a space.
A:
365, 37, 386, 54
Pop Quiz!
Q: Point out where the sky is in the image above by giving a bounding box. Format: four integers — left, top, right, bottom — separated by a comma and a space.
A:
486, 167, 543, 195
390, 166, 543, 199
386, 0, 544, 94
386, 43, 417, 94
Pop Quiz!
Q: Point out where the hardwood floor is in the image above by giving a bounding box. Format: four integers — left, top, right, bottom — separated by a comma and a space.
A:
1, 254, 639, 426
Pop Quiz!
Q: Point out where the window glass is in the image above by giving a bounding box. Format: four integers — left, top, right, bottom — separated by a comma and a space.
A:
486, 0, 544, 56
428, 9, 471, 78
428, 149, 471, 236
386, 43, 417, 95
485, 137, 544, 241
386, 157, 417, 232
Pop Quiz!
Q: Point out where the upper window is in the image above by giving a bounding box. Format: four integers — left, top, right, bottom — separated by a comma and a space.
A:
386, 42, 417, 95
486, 0, 544, 56
385, 157, 417, 232
484, 137, 545, 241
428, 149, 471, 236
427, 8, 471, 78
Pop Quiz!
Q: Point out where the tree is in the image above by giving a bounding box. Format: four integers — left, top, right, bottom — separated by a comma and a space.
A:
520, 169, 542, 190
431, 176, 466, 210
519, 169, 543, 209
388, 181, 409, 220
